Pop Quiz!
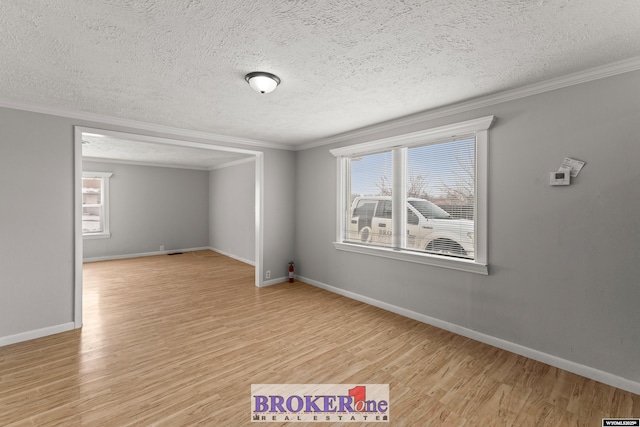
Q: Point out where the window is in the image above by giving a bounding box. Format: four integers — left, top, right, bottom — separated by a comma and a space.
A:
375, 200, 392, 219
82, 172, 112, 239
331, 116, 494, 274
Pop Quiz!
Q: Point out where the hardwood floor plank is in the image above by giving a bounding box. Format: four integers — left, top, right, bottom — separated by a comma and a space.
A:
0, 251, 638, 426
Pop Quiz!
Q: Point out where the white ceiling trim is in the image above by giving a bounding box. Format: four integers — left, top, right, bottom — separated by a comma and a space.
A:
329, 115, 495, 157
296, 55, 640, 151
78, 126, 263, 156
209, 156, 257, 171
0, 99, 289, 151
82, 156, 210, 171
80, 126, 260, 170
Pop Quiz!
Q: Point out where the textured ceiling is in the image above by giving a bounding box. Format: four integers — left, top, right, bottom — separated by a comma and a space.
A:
82, 134, 253, 170
1, 0, 640, 147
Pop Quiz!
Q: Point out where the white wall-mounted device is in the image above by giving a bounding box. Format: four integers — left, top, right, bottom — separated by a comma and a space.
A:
549, 157, 586, 186
550, 169, 571, 186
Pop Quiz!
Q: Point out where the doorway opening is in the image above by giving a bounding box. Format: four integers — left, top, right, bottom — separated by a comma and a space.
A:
73, 127, 264, 328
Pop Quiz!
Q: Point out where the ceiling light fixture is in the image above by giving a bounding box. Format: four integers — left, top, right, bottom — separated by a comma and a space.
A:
245, 71, 281, 94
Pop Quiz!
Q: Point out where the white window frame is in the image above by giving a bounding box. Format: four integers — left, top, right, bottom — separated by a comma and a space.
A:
82, 171, 113, 239
330, 116, 495, 275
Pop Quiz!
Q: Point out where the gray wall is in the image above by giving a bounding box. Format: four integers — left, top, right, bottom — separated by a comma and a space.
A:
83, 161, 210, 259
263, 149, 296, 280
295, 70, 640, 383
209, 160, 255, 263
0, 109, 74, 337
0, 107, 295, 339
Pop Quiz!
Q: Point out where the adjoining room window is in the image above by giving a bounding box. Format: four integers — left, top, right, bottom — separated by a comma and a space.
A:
330, 116, 494, 275
82, 172, 113, 239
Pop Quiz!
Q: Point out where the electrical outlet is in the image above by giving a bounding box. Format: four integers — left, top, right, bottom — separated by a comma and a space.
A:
160, 245, 165, 251
266, 270, 271, 279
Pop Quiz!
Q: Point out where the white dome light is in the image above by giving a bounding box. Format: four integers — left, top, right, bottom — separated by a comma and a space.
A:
245, 72, 281, 94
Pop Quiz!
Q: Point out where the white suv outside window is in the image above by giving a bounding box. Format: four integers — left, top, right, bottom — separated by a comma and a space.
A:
349, 196, 474, 259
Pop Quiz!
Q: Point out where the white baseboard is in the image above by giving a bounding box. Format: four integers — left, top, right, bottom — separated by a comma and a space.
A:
83, 246, 211, 263
208, 247, 255, 266
297, 275, 640, 396
0, 322, 76, 347
261, 276, 288, 287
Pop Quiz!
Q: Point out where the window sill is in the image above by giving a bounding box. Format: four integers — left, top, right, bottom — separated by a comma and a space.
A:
83, 232, 111, 240
333, 242, 488, 275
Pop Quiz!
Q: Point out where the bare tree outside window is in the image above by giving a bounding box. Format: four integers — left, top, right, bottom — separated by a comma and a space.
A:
375, 175, 392, 196
434, 148, 475, 220
407, 173, 430, 198
441, 150, 474, 205
375, 173, 431, 198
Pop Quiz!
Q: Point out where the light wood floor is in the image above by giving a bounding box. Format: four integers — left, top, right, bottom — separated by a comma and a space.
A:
1, 251, 638, 426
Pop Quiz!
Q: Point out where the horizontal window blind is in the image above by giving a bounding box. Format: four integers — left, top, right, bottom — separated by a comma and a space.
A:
406, 138, 475, 258
345, 137, 476, 260
347, 151, 393, 245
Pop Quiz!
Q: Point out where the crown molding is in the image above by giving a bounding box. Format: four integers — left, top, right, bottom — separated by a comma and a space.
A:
329, 115, 495, 157
0, 99, 291, 151
209, 156, 256, 170
83, 155, 257, 171
82, 171, 114, 178
82, 156, 212, 171
296, 55, 640, 151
